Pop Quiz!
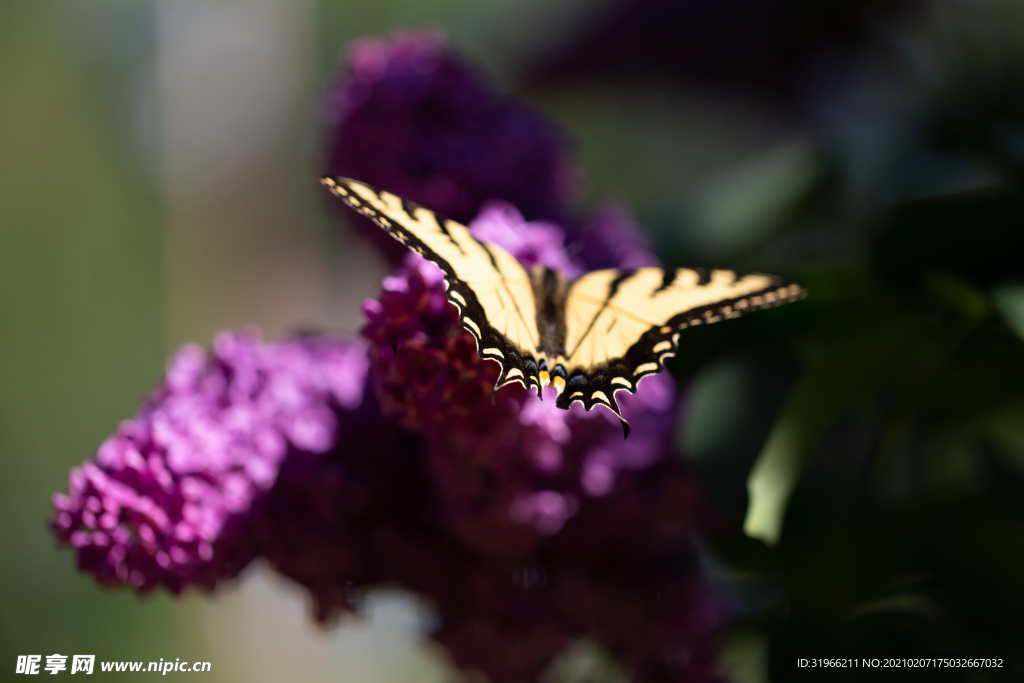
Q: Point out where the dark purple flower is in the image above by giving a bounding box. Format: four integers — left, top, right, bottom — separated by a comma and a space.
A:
51, 329, 368, 593
323, 27, 576, 262
248, 417, 722, 682
545, 463, 724, 683
360, 201, 682, 560
395, 461, 723, 683
360, 253, 515, 433
249, 386, 428, 622
421, 393, 582, 559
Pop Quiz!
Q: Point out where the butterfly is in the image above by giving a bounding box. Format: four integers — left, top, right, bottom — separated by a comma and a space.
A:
323, 176, 805, 437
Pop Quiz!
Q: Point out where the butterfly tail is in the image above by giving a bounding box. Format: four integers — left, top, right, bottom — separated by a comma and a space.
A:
606, 394, 630, 439
598, 394, 631, 439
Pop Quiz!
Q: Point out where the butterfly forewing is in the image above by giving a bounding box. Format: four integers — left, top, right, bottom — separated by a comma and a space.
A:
557, 267, 804, 413
322, 176, 543, 392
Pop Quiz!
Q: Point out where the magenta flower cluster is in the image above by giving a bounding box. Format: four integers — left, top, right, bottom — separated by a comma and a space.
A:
51, 331, 367, 592
53, 28, 725, 682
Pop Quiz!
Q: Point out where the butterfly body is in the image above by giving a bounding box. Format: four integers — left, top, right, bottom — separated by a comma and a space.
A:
323, 176, 806, 437
527, 264, 570, 391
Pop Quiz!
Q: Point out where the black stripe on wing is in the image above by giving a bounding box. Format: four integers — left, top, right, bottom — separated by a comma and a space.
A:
321, 176, 542, 394
555, 278, 807, 434
447, 276, 543, 395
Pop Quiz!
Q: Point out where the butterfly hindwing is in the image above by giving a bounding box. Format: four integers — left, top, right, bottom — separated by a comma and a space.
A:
321, 176, 544, 393
556, 267, 805, 413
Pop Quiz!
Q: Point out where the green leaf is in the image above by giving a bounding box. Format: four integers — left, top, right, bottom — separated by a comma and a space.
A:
992, 283, 1024, 342
744, 322, 927, 544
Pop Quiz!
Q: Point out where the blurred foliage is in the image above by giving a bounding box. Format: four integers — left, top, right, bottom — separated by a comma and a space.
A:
646, 11, 1024, 682
712, 187, 1024, 680
0, 0, 169, 679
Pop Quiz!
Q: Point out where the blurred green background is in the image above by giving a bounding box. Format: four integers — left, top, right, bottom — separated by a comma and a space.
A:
4, 0, 1024, 681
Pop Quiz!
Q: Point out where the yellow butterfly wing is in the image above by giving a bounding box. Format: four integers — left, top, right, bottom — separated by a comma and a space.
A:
323, 176, 807, 434
556, 267, 805, 416
322, 176, 543, 392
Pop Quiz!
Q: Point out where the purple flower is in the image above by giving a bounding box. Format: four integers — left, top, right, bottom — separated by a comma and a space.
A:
51, 330, 368, 593
360, 201, 681, 558
397, 461, 723, 683
323, 27, 576, 262
575, 371, 678, 496
249, 387, 427, 622
469, 201, 582, 277
51, 26, 729, 681
422, 398, 581, 559
543, 462, 725, 683
51, 209, 719, 683
360, 254, 515, 433
577, 201, 661, 270
244, 436, 724, 682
